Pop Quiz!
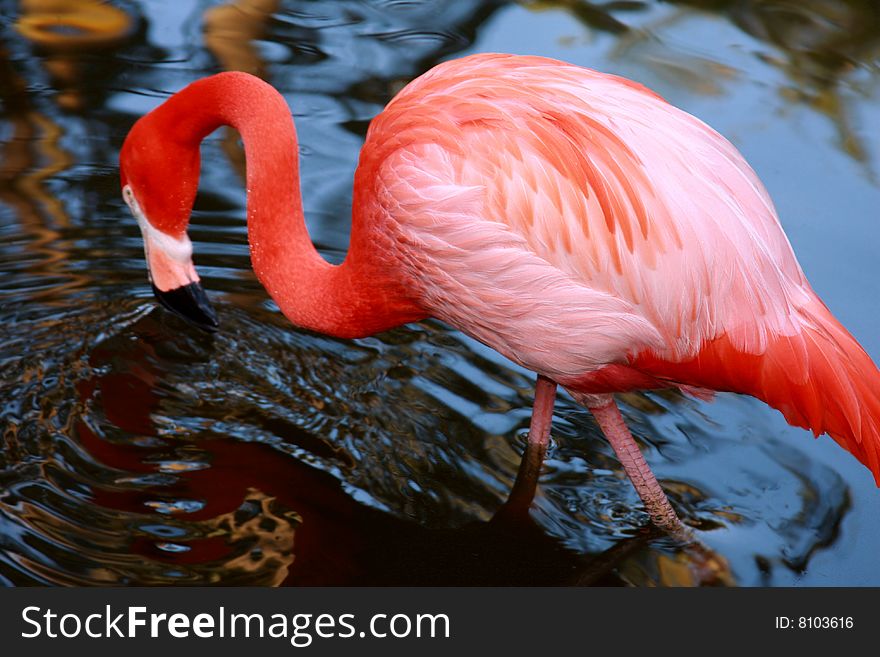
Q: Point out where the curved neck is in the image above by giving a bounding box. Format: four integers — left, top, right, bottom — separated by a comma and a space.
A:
154, 72, 423, 338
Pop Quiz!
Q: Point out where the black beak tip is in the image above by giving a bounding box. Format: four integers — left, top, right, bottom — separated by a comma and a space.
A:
152, 282, 219, 332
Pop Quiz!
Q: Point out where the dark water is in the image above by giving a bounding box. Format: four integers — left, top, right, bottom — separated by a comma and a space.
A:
1, 0, 878, 586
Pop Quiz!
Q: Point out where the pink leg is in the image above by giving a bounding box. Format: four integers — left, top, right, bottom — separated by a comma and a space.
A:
499, 374, 557, 518
527, 374, 557, 452
589, 400, 688, 537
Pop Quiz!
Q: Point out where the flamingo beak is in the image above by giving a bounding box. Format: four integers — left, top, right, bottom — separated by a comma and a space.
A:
152, 283, 219, 332
151, 281, 219, 332
144, 234, 219, 332
123, 184, 218, 332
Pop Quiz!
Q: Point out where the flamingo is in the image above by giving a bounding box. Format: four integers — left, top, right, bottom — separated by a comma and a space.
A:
119, 53, 880, 535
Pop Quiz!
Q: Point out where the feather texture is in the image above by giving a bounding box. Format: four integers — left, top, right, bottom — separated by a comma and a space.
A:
353, 53, 880, 482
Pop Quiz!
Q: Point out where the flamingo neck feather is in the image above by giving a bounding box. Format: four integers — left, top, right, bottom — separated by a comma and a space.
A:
148, 72, 421, 338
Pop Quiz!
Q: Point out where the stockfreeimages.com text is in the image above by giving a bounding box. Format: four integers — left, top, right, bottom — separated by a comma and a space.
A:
21, 605, 450, 646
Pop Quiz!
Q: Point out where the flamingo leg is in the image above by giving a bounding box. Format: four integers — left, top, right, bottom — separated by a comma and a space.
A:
499, 374, 557, 517
588, 400, 689, 538
527, 374, 557, 451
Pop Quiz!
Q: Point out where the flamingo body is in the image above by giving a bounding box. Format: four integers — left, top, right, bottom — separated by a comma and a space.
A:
358, 54, 880, 480
120, 53, 880, 527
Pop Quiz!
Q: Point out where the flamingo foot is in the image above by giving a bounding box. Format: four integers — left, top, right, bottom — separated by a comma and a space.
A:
588, 400, 691, 540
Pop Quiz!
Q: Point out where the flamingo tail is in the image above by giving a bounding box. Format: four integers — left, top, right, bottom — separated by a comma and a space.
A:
753, 304, 880, 484
640, 302, 880, 484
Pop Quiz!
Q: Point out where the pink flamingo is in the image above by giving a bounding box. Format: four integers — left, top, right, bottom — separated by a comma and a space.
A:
120, 53, 880, 534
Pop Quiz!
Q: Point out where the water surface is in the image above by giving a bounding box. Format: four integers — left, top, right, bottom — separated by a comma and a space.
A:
1, 0, 879, 586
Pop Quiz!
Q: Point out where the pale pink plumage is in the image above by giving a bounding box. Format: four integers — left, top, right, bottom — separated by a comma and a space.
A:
356, 53, 880, 482
364, 54, 804, 372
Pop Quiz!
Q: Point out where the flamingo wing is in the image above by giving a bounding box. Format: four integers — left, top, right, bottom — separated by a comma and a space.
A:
361, 53, 810, 362
355, 53, 880, 482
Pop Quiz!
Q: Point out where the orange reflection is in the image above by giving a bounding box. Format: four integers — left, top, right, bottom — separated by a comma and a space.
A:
0, 46, 71, 228
202, 0, 282, 181
14, 0, 135, 111
204, 0, 281, 77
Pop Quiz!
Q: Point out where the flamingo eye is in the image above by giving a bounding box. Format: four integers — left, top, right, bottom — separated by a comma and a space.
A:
122, 185, 136, 208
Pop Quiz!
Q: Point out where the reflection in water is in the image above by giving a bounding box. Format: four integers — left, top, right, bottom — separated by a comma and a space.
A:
0, 44, 71, 228
203, 0, 282, 180
14, 0, 136, 111
15, 0, 134, 49
204, 0, 281, 77
0, 289, 843, 585
0, 0, 875, 586
719, 0, 880, 166
5, 305, 727, 585
532, 0, 879, 168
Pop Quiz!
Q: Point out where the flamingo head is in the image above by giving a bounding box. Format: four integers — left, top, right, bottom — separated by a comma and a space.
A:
120, 124, 219, 332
